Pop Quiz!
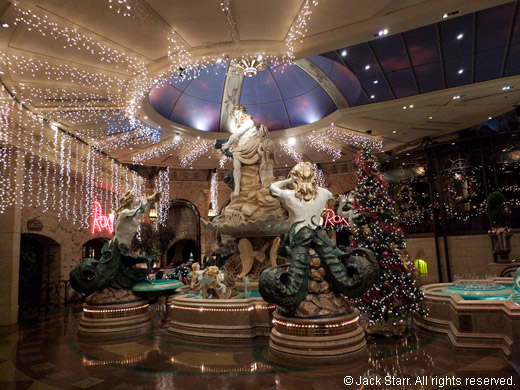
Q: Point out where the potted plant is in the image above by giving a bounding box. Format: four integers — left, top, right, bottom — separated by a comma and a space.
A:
487, 191, 513, 263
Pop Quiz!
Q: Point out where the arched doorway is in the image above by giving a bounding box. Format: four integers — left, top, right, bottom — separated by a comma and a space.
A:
18, 233, 61, 321
162, 199, 201, 265
166, 239, 198, 265
82, 238, 108, 260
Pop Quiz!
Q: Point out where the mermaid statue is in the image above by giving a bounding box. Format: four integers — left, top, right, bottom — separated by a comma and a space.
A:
259, 162, 379, 316
70, 191, 160, 296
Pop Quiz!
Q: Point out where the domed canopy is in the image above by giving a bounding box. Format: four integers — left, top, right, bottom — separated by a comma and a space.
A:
148, 56, 362, 132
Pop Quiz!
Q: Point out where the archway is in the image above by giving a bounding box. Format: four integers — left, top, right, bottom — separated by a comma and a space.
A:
82, 237, 108, 260
162, 199, 201, 264
18, 233, 61, 321
166, 239, 198, 265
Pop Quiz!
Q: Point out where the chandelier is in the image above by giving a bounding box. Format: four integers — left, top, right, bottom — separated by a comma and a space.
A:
231, 58, 267, 77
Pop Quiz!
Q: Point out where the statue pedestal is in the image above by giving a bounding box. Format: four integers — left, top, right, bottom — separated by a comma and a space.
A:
269, 309, 367, 364
77, 289, 151, 339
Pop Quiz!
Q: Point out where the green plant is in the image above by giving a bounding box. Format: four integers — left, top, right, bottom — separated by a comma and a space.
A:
487, 191, 507, 227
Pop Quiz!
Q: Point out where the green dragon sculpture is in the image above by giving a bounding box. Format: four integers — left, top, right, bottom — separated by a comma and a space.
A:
70, 238, 152, 296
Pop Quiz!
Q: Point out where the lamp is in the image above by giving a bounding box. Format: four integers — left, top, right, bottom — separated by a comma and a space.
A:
208, 202, 216, 217
148, 206, 157, 221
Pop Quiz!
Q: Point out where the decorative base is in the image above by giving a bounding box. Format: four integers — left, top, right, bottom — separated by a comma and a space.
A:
167, 293, 275, 341
269, 309, 367, 364
77, 299, 152, 340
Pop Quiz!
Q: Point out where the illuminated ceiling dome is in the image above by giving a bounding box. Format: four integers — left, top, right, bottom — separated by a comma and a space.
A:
148, 56, 362, 132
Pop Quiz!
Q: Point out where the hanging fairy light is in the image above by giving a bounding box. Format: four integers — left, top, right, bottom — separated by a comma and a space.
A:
279, 140, 302, 162
153, 167, 170, 226
210, 170, 219, 216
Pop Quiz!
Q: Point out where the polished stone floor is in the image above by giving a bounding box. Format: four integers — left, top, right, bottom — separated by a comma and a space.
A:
1, 309, 519, 390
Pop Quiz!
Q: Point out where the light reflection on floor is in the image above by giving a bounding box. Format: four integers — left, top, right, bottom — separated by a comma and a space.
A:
1, 310, 519, 390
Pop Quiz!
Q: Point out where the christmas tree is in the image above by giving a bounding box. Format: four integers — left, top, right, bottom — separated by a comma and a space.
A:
349, 148, 426, 335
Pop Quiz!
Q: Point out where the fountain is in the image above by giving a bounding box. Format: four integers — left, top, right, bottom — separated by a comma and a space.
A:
417, 275, 520, 363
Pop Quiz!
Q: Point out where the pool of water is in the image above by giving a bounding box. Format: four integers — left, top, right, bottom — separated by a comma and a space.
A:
436, 283, 513, 301
182, 290, 263, 299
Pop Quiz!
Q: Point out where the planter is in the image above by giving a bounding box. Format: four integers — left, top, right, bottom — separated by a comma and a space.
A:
489, 231, 513, 263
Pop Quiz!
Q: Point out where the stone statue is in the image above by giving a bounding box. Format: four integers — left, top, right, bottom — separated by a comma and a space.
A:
510, 268, 520, 305
259, 162, 379, 316
70, 191, 160, 296
199, 266, 237, 299
222, 105, 273, 196
337, 192, 358, 225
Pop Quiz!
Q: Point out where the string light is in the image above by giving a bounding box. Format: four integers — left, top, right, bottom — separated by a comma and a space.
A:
210, 170, 219, 216
153, 168, 170, 226
279, 140, 302, 162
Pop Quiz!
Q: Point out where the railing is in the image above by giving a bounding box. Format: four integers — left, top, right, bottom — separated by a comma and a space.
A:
18, 280, 83, 321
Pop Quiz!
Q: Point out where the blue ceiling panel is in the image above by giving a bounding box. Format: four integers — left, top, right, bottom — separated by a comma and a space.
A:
441, 13, 473, 59
444, 54, 473, 88
475, 47, 506, 82
403, 25, 440, 66
343, 43, 381, 78
370, 35, 410, 73
310, 56, 362, 105
285, 87, 336, 127
476, 3, 514, 52
169, 94, 221, 132
511, 6, 520, 44
239, 69, 282, 105
359, 76, 393, 102
182, 64, 227, 103
386, 69, 417, 98
244, 102, 290, 130
148, 82, 181, 119
414, 62, 444, 93
270, 64, 318, 99
504, 43, 520, 76
167, 74, 192, 91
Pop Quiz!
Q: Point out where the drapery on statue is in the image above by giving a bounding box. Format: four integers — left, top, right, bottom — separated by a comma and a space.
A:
259, 162, 379, 316
70, 191, 160, 296
221, 105, 275, 196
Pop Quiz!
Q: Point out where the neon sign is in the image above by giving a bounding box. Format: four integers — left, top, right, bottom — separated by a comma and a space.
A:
91, 200, 115, 235
322, 208, 350, 228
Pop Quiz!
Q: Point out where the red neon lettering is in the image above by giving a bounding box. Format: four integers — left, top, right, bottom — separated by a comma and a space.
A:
323, 208, 349, 228
91, 200, 115, 235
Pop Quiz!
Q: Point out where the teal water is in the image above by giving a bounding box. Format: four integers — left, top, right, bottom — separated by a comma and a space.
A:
436, 283, 513, 301
182, 289, 262, 299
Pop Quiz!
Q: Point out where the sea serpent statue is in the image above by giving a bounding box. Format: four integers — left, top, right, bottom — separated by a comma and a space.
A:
259, 162, 379, 315
70, 191, 160, 296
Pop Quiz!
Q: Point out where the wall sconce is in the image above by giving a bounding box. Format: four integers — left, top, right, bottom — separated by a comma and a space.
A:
208, 202, 216, 217
149, 206, 157, 221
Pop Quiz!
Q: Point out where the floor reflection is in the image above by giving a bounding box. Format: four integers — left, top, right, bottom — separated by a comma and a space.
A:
0, 310, 518, 390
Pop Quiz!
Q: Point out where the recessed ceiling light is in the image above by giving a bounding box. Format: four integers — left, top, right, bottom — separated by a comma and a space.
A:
50, 124, 58, 131
158, 125, 161, 129
174, 134, 181, 141
288, 137, 296, 146
502, 86, 512, 90
442, 11, 459, 19
458, 69, 464, 74
392, 130, 397, 134
137, 105, 142, 109
373, 80, 378, 84
143, 116, 148, 120
2, 23, 9, 28
409, 104, 414, 108
341, 50, 347, 57
403, 106, 407, 109
377, 28, 389, 36
429, 116, 433, 119
457, 33, 464, 40
129, 147, 133, 150
365, 65, 370, 70
453, 95, 462, 99
370, 95, 375, 99
257, 55, 263, 61
216, 58, 223, 63
330, 122, 334, 126
451, 142, 456, 146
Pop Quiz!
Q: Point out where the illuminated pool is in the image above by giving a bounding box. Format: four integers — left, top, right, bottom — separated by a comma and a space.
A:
435, 282, 512, 301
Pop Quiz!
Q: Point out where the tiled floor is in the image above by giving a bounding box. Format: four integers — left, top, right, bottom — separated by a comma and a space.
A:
1, 310, 519, 390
